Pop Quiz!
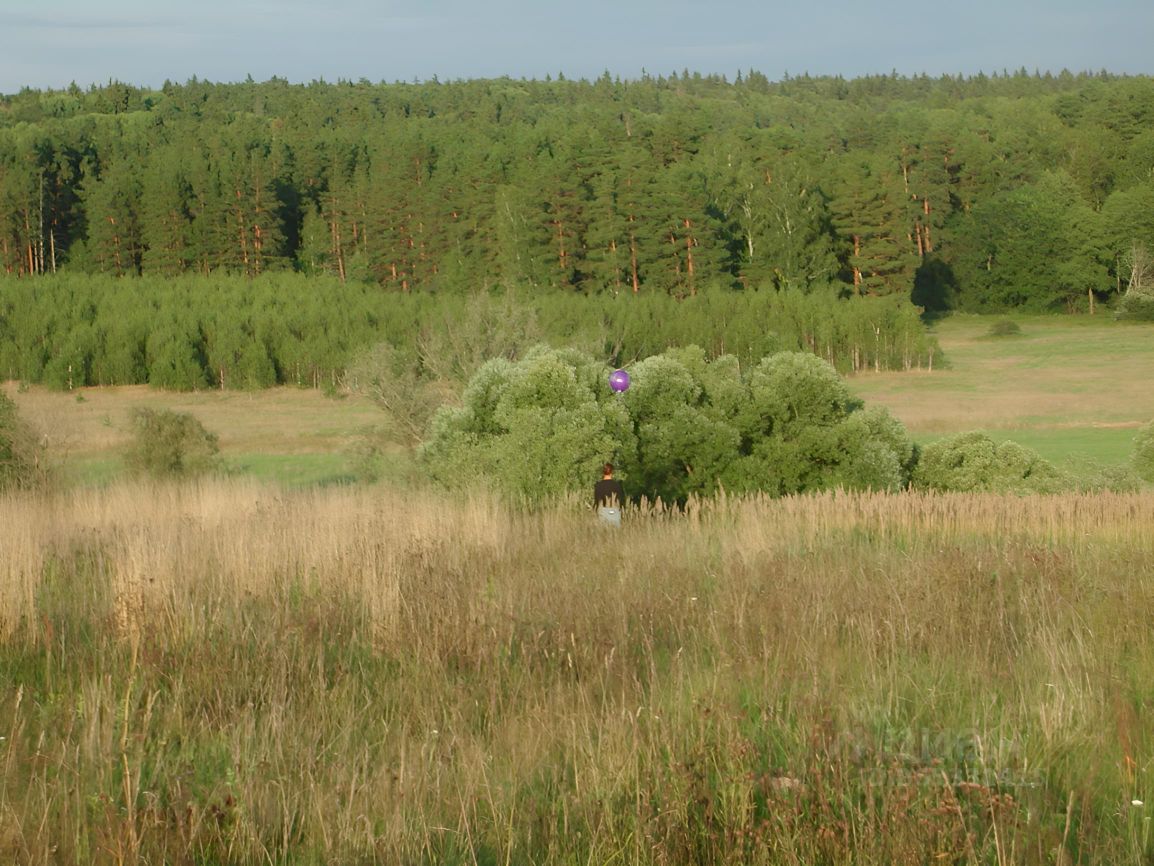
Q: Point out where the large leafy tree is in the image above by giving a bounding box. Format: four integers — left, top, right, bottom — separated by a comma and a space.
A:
827, 152, 918, 296
420, 346, 633, 502
421, 345, 915, 504
954, 170, 1107, 310
140, 144, 196, 275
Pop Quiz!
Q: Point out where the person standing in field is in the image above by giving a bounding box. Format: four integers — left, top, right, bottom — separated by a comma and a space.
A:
594, 462, 625, 527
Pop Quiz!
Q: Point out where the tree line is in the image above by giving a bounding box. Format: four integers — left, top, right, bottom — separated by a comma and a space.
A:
1, 70, 1153, 311
0, 274, 936, 390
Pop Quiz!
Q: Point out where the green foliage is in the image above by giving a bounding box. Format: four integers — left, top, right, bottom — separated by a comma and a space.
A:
911, 432, 1070, 493
124, 407, 223, 479
719, 353, 914, 497
0, 275, 939, 391
1, 72, 1152, 312
0, 391, 48, 491
1133, 419, 1154, 483
1063, 458, 1141, 493
954, 171, 1108, 312
986, 320, 1022, 337
1117, 293, 1154, 321
414, 291, 544, 386
345, 343, 453, 447
346, 426, 422, 486
1115, 243, 1154, 320
422, 345, 916, 504
421, 346, 632, 503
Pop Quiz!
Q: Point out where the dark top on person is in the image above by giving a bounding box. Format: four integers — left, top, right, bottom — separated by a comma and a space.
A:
594, 478, 625, 508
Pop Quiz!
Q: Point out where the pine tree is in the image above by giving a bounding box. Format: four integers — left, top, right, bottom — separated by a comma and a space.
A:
140, 145, 195, 275
81, 154, 144, 275
827, 153, 918, 295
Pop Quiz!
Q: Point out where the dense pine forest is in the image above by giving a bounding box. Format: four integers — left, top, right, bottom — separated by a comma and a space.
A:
1, 70, 1152, 387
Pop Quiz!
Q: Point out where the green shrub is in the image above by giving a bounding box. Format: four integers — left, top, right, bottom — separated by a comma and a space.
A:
421, 346, 632, 503
421, 345, 916, 504
345, 343, 454, 447
911, 432, 1069, 493
717, 351, 913, 497
986, 320, 1022, 337
0, 391, 49, 491
1134, 420, 1154, 483
1065, 458, 1141, 493
124, 407, 223, 479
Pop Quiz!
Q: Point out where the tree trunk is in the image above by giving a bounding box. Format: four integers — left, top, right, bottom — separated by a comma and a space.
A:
684, 218, 695, 296
329, 199, 345, 282
109, 215, 122, 275
630, 229, 639, 294
555, 218, 566, 271
852, 234, 862, 293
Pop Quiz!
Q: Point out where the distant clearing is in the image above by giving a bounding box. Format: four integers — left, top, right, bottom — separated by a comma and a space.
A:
850, 314, 1154, 469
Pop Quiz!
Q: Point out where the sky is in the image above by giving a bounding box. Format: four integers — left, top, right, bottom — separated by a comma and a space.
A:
2, 0, 1152, 94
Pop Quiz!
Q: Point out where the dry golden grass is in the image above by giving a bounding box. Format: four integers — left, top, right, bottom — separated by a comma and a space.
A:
3, 481, 1153, 864
0, 383, 381, 460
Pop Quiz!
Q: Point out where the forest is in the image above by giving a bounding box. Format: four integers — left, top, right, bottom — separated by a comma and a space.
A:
1, 69, 1153, 387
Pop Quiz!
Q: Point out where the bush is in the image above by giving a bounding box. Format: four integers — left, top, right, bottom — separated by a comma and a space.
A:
911, 432, 1068, 493
1063, 458, 1141, 493
717, 351, 914, 497
1115, 294, 1154, 321
344, 343, 456, 447
124, 407, 223, 479
1134, 420, 1154, 483
421, 346, 632, 503
0, 391, 50, 491
346, 425, 423, 486
986, 320, 1022, 337
421, 345, 916, 504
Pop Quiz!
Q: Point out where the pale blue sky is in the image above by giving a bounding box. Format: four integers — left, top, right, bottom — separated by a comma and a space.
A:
2, 0, 1151, 94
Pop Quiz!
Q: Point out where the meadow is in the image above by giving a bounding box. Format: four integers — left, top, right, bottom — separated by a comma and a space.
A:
2, 482, 1153, 864
2, 314, 1154, 864
851, 315, 1154, 471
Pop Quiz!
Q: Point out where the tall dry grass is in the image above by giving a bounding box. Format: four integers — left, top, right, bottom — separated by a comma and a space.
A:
2, 481, 1153, 864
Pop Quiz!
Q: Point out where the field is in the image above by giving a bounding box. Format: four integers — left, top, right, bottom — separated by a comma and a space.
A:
850, 315, 1154, 470
3, 314, 1154, 864
1, 384, 385, 488
2, 483, 1153, 864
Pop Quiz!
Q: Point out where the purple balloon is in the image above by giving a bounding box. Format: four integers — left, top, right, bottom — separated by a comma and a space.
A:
609, 369, 630, 392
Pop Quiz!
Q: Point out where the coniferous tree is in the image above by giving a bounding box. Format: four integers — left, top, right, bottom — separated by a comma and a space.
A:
80, 154, 143, 275
828, 153, 917, 295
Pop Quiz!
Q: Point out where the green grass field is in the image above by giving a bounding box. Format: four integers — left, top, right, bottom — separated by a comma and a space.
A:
849, 314, 1154, 473
2, 383, 386, 487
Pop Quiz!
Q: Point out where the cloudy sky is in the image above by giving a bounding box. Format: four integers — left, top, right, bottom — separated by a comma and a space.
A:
2, 0, 1151, 93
